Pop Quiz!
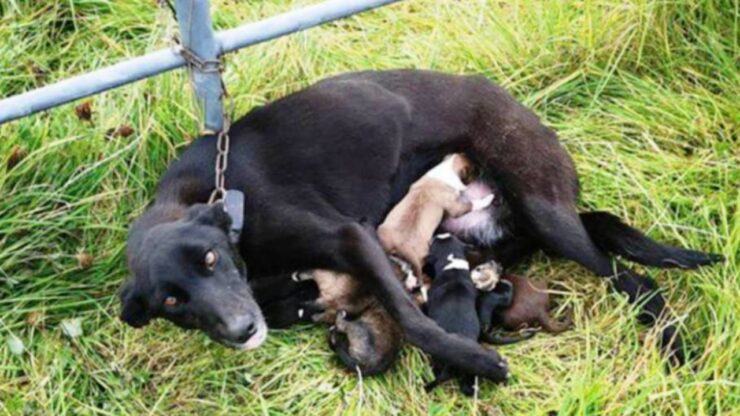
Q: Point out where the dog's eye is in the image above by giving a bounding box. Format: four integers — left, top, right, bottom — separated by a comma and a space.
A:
204, 250, 218, 270
163, 296, 178, 307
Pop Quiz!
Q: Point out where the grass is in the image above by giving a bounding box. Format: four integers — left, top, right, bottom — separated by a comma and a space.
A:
0, 0, 738, 414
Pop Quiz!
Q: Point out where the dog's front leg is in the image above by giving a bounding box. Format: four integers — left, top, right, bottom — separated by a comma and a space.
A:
333, 222, 509, 383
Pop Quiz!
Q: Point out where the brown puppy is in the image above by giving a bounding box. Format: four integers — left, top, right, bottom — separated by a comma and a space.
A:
295, 270, 403, 375
378, 153, 487, 278
489, 274, 570, 336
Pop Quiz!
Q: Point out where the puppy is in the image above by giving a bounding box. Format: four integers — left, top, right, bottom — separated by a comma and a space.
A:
477, 280, 536, 345
294, 270, 403, 375
423, 234, 481, 396
481, 274, 570, 340
329, 308, 401, 376
378, 153, 491, 278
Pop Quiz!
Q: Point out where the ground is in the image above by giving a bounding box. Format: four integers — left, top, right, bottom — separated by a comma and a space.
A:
0, 0, 738, 414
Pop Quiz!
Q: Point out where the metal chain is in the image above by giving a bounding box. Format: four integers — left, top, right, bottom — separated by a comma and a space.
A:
209, 117, 231, 204
162, 0, 233, 204
178, 44, 233, 204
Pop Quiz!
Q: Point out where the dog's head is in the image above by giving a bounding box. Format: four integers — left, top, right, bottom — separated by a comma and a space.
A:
119, 203, 267, 350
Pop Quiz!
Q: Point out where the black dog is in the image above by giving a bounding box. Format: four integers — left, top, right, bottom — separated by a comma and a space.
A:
423, 234, 482, 395
120, 70, 721, 383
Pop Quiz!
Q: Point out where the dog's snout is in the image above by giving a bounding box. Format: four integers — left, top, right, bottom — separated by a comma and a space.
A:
222, 314, 257, 344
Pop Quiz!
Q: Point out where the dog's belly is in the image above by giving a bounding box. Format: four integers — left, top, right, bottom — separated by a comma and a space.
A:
441, 181, 508, 246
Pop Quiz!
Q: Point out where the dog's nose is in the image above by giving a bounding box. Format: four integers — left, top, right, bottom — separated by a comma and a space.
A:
224, 315, 257, 344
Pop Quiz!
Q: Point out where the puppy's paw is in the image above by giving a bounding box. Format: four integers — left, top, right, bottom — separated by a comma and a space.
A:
459, 378, 476, 397
335, 310, 351, 331
404, 273, 419, 291
292, 270, 314, 282
298, 300, 327, 322
471, 261, 502, 291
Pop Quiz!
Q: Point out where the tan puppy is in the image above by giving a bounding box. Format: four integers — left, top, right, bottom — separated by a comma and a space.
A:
378, 153, 489, 278
295, 270, 403, 375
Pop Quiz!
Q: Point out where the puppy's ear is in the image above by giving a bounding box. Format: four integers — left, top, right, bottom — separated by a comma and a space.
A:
191, 202, 231, 231
119, 280, 152, 328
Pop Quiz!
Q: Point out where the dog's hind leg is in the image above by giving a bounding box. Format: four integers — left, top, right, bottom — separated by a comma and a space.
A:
521, 197, 685, 364
467, 84, 688, 364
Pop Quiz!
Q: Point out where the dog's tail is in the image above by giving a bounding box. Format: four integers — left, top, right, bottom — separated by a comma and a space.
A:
580, 211, 723, 269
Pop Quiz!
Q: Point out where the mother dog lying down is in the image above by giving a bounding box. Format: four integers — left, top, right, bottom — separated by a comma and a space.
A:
119, 70, 721, 383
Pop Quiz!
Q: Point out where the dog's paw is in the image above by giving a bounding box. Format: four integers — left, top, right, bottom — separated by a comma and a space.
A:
660, 325, 687, 367
476, 353, 510, 383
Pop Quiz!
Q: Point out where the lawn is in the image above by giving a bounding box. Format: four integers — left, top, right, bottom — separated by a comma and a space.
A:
0, 0, 738, 414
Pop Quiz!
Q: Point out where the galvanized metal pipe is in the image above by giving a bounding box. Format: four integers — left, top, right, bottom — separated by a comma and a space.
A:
0, 0, 402, 125
175, 0, 223, 133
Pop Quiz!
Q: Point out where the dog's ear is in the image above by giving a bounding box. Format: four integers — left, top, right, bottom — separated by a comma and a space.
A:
191, 202, 232, 231
119, 280, 152, 328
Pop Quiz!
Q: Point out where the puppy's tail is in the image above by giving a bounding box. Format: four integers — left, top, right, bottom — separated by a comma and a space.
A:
580, 211, 723, 269
540, 312, 571, 335
480, 329, 537, 345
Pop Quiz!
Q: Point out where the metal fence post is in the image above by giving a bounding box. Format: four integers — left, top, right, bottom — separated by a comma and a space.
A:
174, 0, 224, 133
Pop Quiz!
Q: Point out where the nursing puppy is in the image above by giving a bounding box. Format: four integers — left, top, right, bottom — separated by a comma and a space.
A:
378, 153, 490, 279
481, 274, 570, 340
294, 270, 402, 375
423, 234, 482, 396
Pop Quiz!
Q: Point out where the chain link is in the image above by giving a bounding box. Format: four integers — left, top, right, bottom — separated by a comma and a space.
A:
163, 1, 233, 205
174, 43, 233, 204
209, 121, 231, 204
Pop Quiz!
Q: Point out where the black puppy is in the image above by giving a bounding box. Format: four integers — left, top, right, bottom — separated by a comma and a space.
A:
423, 234, 483, 396
250, 275, 320, 329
